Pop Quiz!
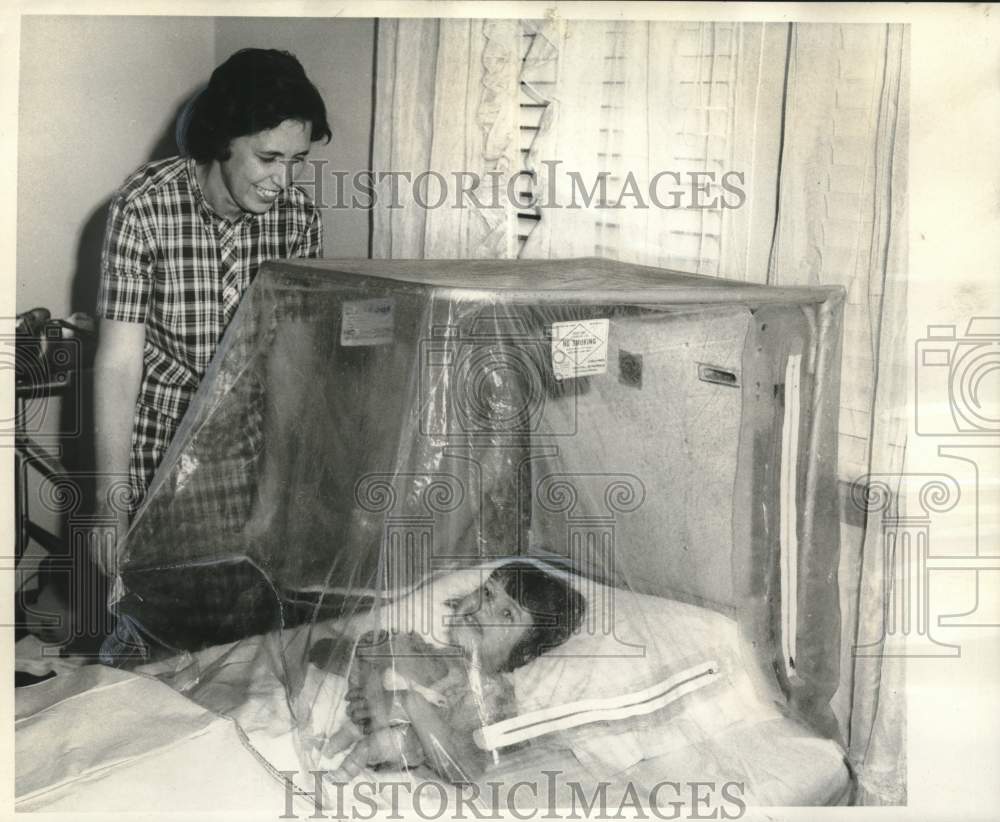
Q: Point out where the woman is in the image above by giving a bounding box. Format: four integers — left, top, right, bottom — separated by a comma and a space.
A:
93, 48, 331, 576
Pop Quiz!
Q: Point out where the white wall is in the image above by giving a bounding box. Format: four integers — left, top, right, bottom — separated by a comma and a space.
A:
214, 18, 375, 259
15, 17, 219, 565
17, 16, 217, 317
16, 15, 376, 317
13, 16, 376, 575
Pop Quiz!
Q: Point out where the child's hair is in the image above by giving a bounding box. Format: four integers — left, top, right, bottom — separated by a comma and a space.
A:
489, 560, 586, 672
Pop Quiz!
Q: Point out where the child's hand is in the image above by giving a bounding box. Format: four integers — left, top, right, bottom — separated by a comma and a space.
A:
309, 634, 361, 672
383, 635, 451, 685
355, 629, 391, 661
345, 687, 371, 730
383, 668, 449, 708
381, 632, 428, 656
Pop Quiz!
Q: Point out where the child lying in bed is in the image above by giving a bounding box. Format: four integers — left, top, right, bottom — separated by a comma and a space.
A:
319, 561, 585, 783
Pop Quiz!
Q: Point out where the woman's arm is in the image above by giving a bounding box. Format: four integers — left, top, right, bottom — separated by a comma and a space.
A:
92, 318, 145, 574
94, 189, 155, 574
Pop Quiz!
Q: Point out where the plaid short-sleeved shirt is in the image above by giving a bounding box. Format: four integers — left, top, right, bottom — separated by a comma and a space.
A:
97, 156, 322, 515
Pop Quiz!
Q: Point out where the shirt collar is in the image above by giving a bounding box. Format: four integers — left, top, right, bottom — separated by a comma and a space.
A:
187, 157, 258, 228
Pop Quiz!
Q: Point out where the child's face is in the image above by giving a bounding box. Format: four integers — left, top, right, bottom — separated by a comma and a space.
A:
448, 575, 532, 673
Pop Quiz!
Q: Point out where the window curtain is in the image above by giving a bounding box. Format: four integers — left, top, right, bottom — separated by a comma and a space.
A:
521, 21, 786, 282
769, 23, 909, 807
371, 18, 521, 259
371, 18, 908, 806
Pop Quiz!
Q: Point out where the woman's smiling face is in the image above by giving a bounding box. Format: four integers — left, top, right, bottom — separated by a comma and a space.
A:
212, 119, 312, 218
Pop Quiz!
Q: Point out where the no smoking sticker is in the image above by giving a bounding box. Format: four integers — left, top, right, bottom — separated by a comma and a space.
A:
551, 318, 609, 380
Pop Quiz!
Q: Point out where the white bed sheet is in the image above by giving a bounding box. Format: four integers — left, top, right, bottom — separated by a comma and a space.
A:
15, 583, 851, 812
143, 589, 851, 811
15, 662, 848, 814
14, 664, 305, 813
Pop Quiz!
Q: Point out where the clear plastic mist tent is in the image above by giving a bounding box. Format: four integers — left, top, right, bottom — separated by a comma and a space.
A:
111, 258, 852, 812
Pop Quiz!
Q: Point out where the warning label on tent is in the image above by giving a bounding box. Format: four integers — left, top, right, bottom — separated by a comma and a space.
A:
341, 298, 395, 346
551, 318, 609, 380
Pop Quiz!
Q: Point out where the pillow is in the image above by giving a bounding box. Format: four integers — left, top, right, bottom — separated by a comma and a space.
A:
510, 577, 783, 772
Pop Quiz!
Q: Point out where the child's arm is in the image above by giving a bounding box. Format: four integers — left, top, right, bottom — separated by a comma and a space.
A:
327, 726, 424, 782
398, 689, 493, 782
345, 631, 447, 734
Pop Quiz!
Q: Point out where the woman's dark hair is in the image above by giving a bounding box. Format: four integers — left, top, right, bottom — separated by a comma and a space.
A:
184, 48, 331, 162
491, 561, 586, 673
